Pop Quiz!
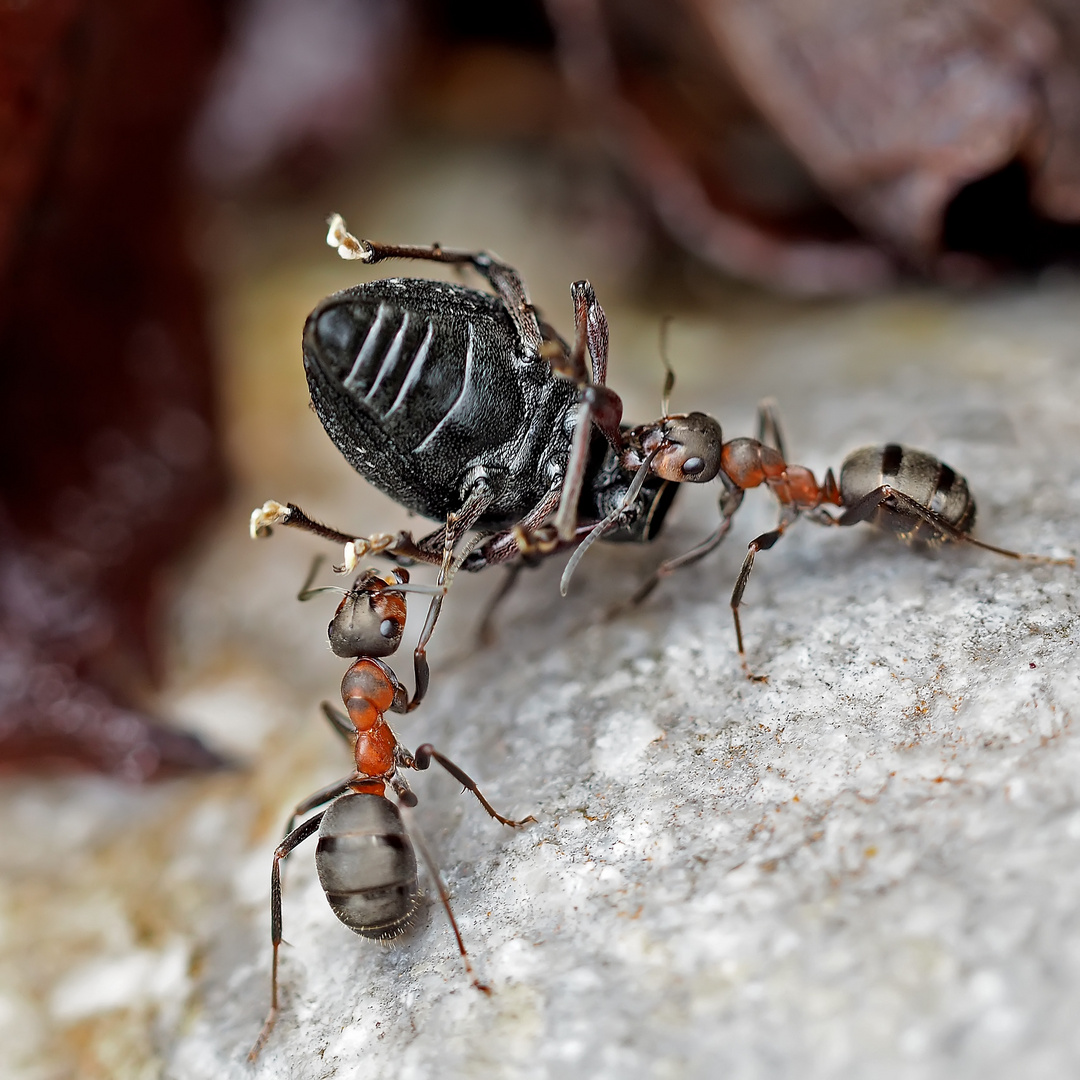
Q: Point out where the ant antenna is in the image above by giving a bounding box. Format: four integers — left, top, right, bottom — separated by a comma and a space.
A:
384, 532, 485, 598
560, 447, 660, 596
659, 316, 676, 418
297, 555, 347, 602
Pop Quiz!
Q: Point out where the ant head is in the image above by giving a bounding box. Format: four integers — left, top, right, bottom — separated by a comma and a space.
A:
646, 412, 724, 483
328, 568, 409, 659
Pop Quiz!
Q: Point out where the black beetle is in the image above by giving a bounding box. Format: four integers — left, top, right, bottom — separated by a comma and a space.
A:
253, 215, 724, 621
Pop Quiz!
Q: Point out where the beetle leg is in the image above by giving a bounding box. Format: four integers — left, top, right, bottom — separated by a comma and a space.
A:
251, 499, 436, 570
476, 562, 524, 646
550, 282, 624, 541
326, 214, 543, 356
466, 483, 566, 567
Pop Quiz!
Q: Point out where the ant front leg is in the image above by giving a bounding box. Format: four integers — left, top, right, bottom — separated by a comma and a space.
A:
249, 812, 326, 1061
729, 508, 798, 682
407, 483, 496, 711
411, 744, 536, 827
629, 477, 745, 606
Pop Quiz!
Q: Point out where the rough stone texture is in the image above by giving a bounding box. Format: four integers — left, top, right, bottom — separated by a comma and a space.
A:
2, 146, 1078, 1079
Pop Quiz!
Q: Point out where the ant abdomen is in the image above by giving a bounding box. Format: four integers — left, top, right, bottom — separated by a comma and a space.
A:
840, 444, 975, 543
315, 793, 418, 940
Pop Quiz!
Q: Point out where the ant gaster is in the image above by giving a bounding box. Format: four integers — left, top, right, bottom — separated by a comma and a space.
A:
249, 562, 534, 1060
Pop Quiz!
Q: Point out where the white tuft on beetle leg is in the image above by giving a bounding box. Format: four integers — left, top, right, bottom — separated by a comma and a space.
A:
250, 500, 290, 539
326, 213, 373, 262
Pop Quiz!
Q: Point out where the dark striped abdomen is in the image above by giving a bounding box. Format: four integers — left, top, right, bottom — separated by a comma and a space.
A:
304, 278, 525, 454
839, 444, 975, 543
315, 794, 417, 940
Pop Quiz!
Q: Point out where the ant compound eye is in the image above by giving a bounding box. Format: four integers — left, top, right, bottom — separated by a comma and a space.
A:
682, 457, 706, 476
380, 619, 397, 638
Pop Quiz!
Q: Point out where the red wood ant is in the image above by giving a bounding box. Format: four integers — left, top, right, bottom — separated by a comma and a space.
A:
613, 400, 1075, 681
248, 561, 534, 1060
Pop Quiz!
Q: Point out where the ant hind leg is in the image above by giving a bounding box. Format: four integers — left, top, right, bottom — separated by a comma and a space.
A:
412, 744, 536, 828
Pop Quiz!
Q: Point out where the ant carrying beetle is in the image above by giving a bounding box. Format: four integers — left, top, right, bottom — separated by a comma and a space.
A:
252, 216, 1073, 678
248, 560, 534, 1060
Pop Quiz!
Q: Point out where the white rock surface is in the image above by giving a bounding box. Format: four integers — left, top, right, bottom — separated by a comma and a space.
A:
3, 146, 1079, 1080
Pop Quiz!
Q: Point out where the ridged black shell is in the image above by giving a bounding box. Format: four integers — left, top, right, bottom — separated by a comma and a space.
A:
304, 278, 580, 531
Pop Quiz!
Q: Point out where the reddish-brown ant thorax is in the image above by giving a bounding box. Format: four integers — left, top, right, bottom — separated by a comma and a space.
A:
354, 722, 397, 776
773, 465, 824, 510
342, 658, 398, 729
721, 438, 785, 488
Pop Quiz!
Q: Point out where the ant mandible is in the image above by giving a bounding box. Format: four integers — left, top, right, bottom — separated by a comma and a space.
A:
249, 561, 534, 1060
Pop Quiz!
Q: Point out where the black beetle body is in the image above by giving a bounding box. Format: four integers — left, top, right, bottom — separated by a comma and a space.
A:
304, 277, 678, 550
305, 278, 576, 531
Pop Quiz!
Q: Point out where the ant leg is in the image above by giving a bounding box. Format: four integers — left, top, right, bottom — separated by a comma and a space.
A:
296, 555, 330, 601
730, 513, 797, 682
837, 487, 1075, 565
398, 806, 492, 995
408, 485, 494, 712
756, 398, 787, 459
405, 485, 562, 692
412, 744, 536, 827
628, 519, 734, 606
476, 562, 524, 646
326, 214, 543, 356
319, 702, 355, 743
248, 812, 326, 1061
283, 774, 354, 836
629, 482, 745, 605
